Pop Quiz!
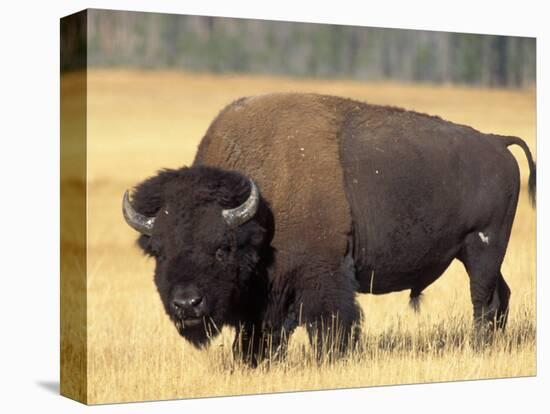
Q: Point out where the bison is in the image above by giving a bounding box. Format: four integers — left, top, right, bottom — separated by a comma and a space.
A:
122, 93, 536, 364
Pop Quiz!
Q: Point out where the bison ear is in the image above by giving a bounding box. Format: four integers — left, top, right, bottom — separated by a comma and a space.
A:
137, 234, 156, 257
236, 220, 267, 249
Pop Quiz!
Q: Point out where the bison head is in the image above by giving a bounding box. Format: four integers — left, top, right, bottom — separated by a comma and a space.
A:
122, 166, 271, 347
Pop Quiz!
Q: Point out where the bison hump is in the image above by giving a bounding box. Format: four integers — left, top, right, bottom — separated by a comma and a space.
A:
194, 93, 353, 262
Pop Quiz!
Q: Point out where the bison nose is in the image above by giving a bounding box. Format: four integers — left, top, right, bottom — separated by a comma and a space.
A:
172, 295, 203, 313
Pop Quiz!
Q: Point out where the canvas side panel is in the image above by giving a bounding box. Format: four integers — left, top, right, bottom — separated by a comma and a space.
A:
60, 9, 88, 404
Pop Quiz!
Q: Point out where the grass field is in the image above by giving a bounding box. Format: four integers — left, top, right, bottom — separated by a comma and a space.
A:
67, 69, 536, 404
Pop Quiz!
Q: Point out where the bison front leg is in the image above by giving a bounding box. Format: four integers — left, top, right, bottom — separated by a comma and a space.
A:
305, 314, 361, 363
232, 322, 292, 367
232, 323, 265, 367
295, 260, 362, 362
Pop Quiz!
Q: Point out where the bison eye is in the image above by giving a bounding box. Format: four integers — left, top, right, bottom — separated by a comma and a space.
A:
215, 248, 226, 262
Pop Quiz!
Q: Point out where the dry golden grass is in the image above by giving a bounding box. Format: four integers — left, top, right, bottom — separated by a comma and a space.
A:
68, 69, 536, 404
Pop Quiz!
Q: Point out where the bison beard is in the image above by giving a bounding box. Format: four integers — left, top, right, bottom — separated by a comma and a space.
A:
123, 93, 535, 366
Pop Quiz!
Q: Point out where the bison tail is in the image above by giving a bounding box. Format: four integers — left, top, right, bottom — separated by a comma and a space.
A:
497, 135, 536, 208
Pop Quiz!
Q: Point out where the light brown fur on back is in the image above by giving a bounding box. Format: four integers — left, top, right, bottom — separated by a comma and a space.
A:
194, 93, 355, 272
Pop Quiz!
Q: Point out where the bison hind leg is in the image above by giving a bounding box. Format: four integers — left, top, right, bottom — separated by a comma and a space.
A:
458, 229, 513, 340
295, 258, 363, 362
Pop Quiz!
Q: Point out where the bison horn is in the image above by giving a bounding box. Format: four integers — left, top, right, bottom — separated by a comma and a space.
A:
122, 190, 156, 236
221, 179, 259, 227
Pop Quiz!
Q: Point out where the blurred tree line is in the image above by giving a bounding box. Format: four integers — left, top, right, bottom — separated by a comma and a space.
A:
66, 9, 535, 88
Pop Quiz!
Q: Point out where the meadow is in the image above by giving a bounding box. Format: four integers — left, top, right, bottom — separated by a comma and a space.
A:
67, 69, 535, 403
